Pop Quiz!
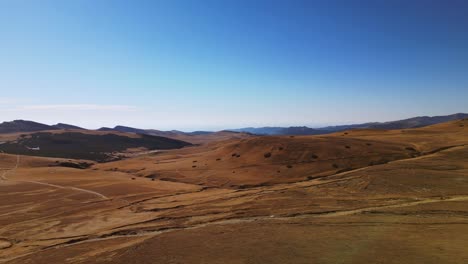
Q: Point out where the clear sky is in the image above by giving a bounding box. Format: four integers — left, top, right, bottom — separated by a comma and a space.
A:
1, 0, 467, 131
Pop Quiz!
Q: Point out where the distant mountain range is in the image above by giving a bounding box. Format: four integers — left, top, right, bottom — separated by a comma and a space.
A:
1, 113, 467, 136
97, 125, 213, 138
229, 113, 468, 135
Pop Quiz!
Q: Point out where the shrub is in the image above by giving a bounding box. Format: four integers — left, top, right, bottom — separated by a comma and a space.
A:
336, 168, 354, 173
345, 145, 351, 149
264, 152, 272, 158
286, 165, 293, 169
57, 161, 93, 169
370, 159, 389, 166
332, 163, 339, 168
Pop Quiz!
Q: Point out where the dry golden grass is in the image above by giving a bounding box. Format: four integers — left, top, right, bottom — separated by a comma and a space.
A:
1, 119, 467, 263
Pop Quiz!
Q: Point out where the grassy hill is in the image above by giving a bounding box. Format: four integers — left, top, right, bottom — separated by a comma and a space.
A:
0, 132, 191, 162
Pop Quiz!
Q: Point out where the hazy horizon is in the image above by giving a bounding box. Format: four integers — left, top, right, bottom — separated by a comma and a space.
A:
1, 111, 466, 132
1, 1, 467, 130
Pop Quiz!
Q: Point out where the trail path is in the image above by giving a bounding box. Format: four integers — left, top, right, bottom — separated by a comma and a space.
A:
19, 180, 109, 200
0, 154, 108, 200
0, 155, 19, 181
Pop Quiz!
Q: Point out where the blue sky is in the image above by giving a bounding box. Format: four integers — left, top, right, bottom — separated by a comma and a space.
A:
1, 0, 467, 131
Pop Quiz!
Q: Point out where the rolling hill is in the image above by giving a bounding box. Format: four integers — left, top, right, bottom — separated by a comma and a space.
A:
0, 131, 191, 162
0, 120, 58, 134
1, 119, 467, 263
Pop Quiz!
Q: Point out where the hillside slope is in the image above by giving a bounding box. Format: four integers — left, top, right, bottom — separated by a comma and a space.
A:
0, 120, 57, 134
0, 132, 191, 162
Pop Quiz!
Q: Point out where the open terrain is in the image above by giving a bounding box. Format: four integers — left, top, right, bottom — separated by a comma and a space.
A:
0, 119, 467, 263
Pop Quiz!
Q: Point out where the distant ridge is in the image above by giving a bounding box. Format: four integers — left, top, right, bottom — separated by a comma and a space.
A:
52, 123, 85, 130
1, 113, 467, 135
228, 126, 322, 136
98, 126, 214, 137
0, 120, 57, 134
366, 113, 468, 130
230, 113, 468, 135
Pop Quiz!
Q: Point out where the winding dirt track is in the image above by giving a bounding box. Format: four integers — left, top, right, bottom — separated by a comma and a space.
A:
0, 155, 19, 181
18, 180, 109, 200
0, 155, 108, 200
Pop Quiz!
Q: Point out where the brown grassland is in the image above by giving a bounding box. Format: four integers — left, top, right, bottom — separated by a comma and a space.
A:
1, 119, 468, 263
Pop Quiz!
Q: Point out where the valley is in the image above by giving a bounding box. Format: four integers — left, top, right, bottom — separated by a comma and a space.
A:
0, 119, 467, 263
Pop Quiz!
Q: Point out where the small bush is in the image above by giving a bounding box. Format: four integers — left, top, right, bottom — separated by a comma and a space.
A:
278, 147, 284, 151
192, 165, 197, 168
192, 160, 197, 163
345, 145, 351, 149
264, 152, 272, 158
370, 159, 389, 165
310, 154, 318, 159
286, 165, 293, 169
232, 153, 237, 157
336, 168, 354, 173
57, 161, 93, 169
332, 163, 339, 168
216, 158, 221, 161
405, 147, 417, 152
366, 143, 372, 146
